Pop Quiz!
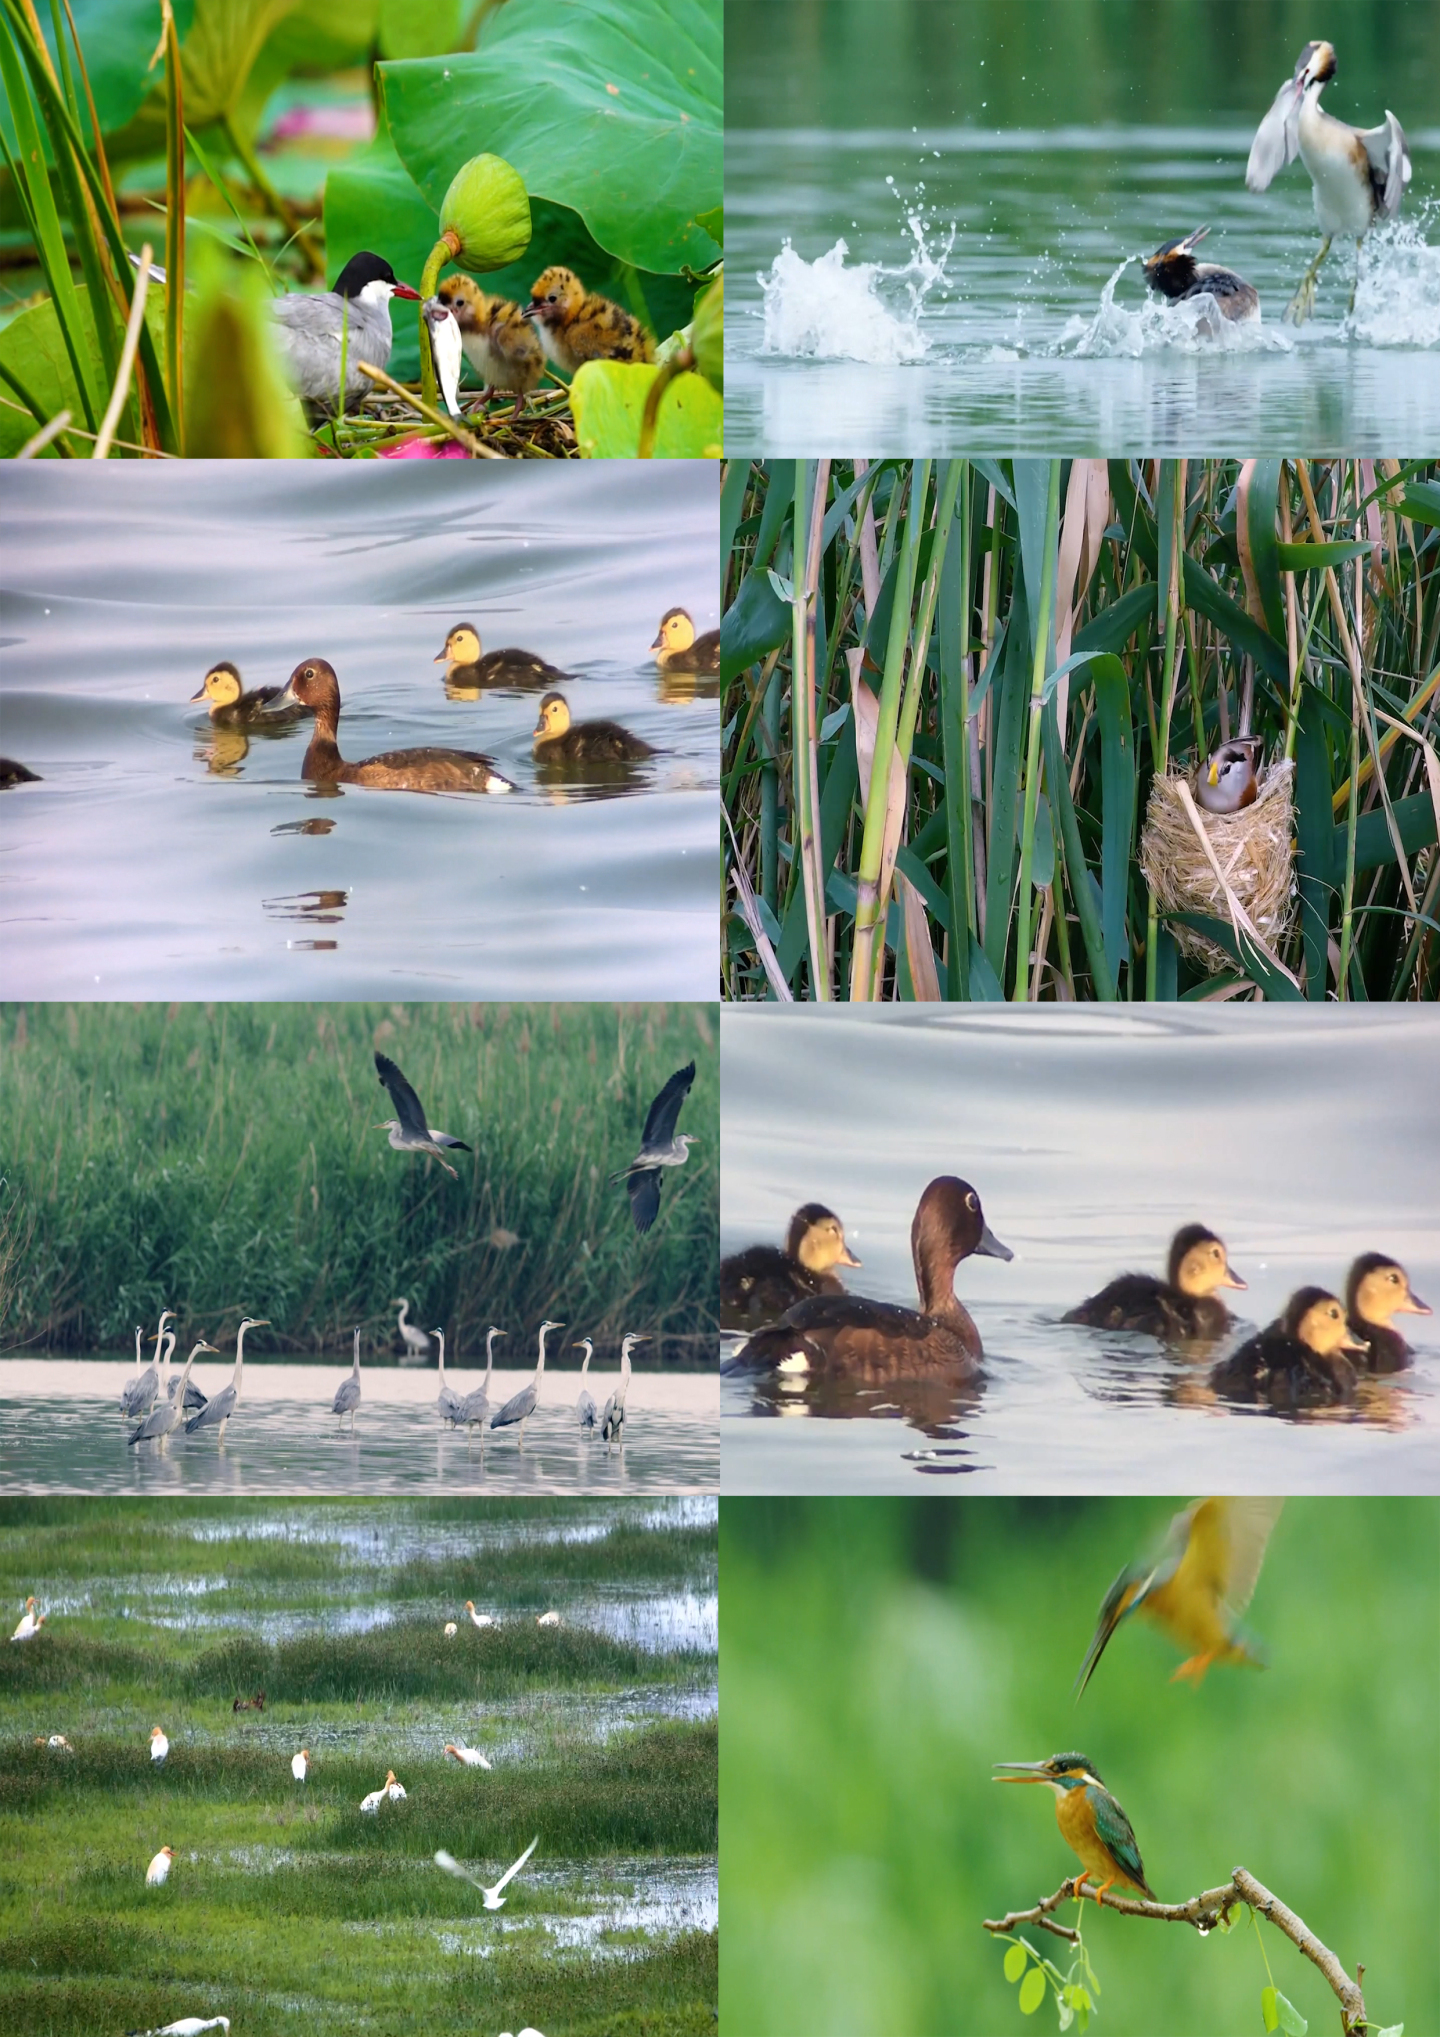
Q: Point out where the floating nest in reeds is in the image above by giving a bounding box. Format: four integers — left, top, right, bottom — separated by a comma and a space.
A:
1140, 759, 1296, 974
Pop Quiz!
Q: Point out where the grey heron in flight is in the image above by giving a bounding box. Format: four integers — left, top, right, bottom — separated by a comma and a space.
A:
574, 1338, 596, 1433
490, 1320, 562, 1446
373, 1052, 472, 1180
434, 1834, 539, 1909
1246, 39, 1412, 322
600, 1333, 648, 1452
131, 1343, 216, 1449
332, 1328, 362, 1433
610, 1061, 697, 1233
457, 1327, 504, 1446
185, 1319, 268, 1441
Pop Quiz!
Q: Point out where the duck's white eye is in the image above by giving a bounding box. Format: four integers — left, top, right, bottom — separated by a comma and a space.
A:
304, 667, 315, 679
966, 1192, 978, 1212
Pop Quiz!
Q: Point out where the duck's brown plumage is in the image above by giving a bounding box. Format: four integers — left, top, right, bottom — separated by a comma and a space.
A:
276, 658, 513, 794
720, 1203, 861, 1330
1063, 1224, 1245, 1340
729, 1176, 1012, 1380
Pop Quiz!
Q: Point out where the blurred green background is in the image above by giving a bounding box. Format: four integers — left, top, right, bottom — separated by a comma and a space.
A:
720, 1498, 1439, 2037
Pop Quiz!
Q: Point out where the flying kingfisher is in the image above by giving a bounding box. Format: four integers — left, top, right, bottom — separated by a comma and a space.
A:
1074, 1496, 1283, 1696
994, 1753, 1156, 1904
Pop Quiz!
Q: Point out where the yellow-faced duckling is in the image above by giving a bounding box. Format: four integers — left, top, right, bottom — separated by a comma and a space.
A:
522, 266, 655, 373
1143, 229, 1260, 324
0, 759, 41, 788
1209, 1287, 1365, 1407
432, 275, 545, 412
434, 624, 569, 690
1346, 1253, 1431, 1373
1192, 736, 1264, 814
273, 658, 513, 795
720, 1203, 862, 1330
652, 607, 720, 673
190, 661, 303, 728
1064, 1224, 1246, 1341
533, 691, 655, 764
731, 1176, 1012, 1380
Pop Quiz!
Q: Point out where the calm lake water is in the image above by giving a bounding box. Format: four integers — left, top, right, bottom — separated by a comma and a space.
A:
0, 1361, 718, 1495
720, 1006, 1440, 1495
0, 463, 718, 999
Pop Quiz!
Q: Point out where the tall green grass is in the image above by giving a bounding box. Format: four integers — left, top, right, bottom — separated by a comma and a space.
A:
721, 458, 1440, 1000
0, 1002, 717, 1355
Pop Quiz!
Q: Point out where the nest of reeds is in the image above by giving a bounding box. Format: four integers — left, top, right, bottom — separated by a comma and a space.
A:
1140, 758, 1296, 973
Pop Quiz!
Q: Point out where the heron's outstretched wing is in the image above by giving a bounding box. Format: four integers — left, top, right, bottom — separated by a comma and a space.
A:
491, 1834, 538, 1895
628, 1167, 662, 1233
374, 1052, 429, 1140
641, 1061, 695, 1147
432, 1130, 474, 1152
1245, 76, 1301, 192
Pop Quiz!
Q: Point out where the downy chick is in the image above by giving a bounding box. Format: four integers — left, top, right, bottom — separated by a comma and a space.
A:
522, 266, 655, 374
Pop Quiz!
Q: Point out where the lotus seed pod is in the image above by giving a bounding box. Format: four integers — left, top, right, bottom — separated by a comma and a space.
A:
440, 154, 531, 273
690, 272, 722, 392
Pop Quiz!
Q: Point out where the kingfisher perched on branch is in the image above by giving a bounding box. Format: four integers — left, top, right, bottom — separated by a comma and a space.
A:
1074, 1497, 1283, 1696
993, 1754, 1156, 1903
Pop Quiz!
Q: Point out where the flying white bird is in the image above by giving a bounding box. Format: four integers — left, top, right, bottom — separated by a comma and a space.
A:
145, 1845, 174, 1886
434, 1834, 539, 1909
10, 1597, 44, 1643
444, 1739, 493, 1770
150, 1726, 169, 1764
291, 1749, 309, 1783
464, 1601, 494, 1630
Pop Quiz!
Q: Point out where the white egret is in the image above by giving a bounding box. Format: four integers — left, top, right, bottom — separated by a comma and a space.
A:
145, 1845, 174, 1886
536, 1611, 560, 1628
331, 1328, 362, 1433
291, 1749, 309, 1782
574, 1339, 596, 1433
435, 1327, 462, 1427
10, 1597, 44, 1643
373, 1052, 472, 1180
457, 1327, 503, 1445
464, 1601, 494, 1630
387, 1772, 407, 1801
35, 1733, 72, 1749
610, 1062, 696, 1232
360, 1769, 401, 1813
490, 1320, 562, 1447
444, 1739, 493, 1769
150, 1725, 169, 1763
392, 1297, 432, 1361
444, 1621, 458, 1638
185, 1319, 268, 1441
600, 1333, 648, 1452
433, 1834, 538, 1909
125, 2018, 231, 2036
131, 1344, 216, 1450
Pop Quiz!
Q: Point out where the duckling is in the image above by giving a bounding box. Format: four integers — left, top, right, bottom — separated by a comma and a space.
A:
652, 607, 720, 673
272, 659, 513, 795
433, 275, 545, 413
434, 623, 569, 691
729, 1176, 1012, 1380
189, 661, 303, 728
1209, 1286, 1365, 1407
533, 691, 654, 764
0, 759, 41, 788
1345, 1253, 1431, 1373
720, 1203, 862, 1330
1063, 1224, 1246, 1341
1192, 736, 1263, 815
1143, 229, 1260, 324
522, 266, 655, 374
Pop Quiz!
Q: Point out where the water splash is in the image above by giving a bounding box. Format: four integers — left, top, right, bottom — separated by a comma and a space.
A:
757, 193, 954, 364
1348, 211, 1440, 349
1055, 256, 1290, 359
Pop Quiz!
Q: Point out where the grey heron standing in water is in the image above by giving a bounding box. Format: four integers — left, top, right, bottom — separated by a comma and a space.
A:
332, 1328, 362, 1433
185, 1319, 268, 1442
391, 1298, 432, 1361
490, 1320, 563, 1447
131, 1344, 216, 1450
1246, 39, 1412, 322
373, 1052, 473, 1180
122, 1312, 173, 1419
574, 1339, 596, 1434
600, 1333, 648, 1452
119, 1327, 145, 1418
610, 1061, 696, 1233
434, 1326, 463, 1427
457, 1327, 504, 1448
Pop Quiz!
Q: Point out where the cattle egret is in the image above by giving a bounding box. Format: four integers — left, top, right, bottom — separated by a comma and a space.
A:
444, 1621, 458, 1638
610, 1062, 696, 1232
373, 1052, 473, 1179
433, 1835, 539, 1908
490, 1320, 562, 1446
150, 1726, 169, 1763
464, 1601, 494, 1630
125, 2019, 231, 2036
35, 1734, 72, 1749
536, 1611, 561, 1628
445, 1739, 493, 1769
386, 1773, 407, 1801
574, 1339, 597, 1433
291, 1749, 309, 1782
10, 1598, 44, 1643
145, 1845, 174, 1886
331, 1328, 362, 1433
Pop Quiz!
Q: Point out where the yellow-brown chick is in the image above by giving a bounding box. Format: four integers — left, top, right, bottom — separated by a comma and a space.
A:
651, 608, 720, 673
432, 276, 545, 413
522, 266, 655, 374
190, 662, 302, 727
533, 690, 655, 764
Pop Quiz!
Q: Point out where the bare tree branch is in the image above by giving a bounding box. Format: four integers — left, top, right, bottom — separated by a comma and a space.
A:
984, 1866, 1368, 2034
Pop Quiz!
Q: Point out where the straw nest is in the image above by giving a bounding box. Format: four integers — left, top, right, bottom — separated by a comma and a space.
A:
1140, 759, 1296, 973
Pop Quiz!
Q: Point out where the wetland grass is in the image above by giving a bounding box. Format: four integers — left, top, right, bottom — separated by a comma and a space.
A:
0, 1002, 717, 1355
721, 458, 1440, 1001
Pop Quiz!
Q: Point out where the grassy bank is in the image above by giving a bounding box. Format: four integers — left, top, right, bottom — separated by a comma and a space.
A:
0, 1002, 718, 1355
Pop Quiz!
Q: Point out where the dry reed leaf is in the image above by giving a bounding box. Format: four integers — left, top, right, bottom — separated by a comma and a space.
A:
897, 871, 941, 1001
1140, 762, 1298, 979
722, 805, 793, 1002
